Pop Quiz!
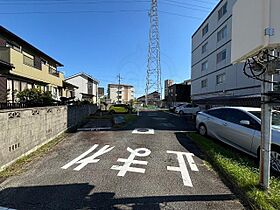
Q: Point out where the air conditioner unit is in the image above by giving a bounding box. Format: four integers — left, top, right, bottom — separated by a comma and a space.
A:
231, 0, 280, 63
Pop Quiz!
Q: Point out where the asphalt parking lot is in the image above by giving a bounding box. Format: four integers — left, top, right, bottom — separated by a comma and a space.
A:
0, 111, 245, 210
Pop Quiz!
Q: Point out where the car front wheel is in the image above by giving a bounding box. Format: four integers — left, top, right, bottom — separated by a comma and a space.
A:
198, 124, 207, 136
271, 148, 280, 173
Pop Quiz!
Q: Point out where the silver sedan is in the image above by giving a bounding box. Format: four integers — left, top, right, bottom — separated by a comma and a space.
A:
196, 107, 280, 173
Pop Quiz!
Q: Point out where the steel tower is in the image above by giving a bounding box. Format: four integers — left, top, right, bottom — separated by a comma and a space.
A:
145, 0, 162, 105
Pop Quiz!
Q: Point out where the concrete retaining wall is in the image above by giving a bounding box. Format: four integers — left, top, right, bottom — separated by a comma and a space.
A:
0, 105, 97, 170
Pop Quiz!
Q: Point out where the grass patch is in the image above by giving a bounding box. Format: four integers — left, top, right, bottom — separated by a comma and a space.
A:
0, 133, 67, 182
188, 133, 280, 210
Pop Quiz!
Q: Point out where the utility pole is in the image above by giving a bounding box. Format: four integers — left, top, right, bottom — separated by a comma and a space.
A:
145, 0, 162, 106
117, 73, 122, 104
259, 51, 274, 190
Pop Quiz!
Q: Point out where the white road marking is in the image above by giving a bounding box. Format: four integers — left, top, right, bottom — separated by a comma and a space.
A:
163, 111, 180, 117
77, 127, 112, 131
167, 151, 199, 187
0, 207, 16, 210
61, 144, 114, 171
111, 147, 151, 176
132, 129, 154, 134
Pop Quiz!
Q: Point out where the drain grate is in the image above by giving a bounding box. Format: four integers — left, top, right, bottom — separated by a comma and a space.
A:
137, 128, 149, 132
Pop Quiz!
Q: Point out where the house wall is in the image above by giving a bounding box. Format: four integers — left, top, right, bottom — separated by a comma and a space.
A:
0, 104, 98, 170
66, 76, 98, 103
191, 0, 262, 103
66, 76, 88, 100
0, 47, 64, 87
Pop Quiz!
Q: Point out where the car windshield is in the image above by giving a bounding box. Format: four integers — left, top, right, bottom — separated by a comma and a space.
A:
249, 111, 280, 128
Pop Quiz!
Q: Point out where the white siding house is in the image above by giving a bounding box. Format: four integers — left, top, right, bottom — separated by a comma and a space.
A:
65, 72, 99, 103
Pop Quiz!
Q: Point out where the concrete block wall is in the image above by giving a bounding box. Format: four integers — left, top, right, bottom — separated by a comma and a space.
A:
0, 105, 97, 170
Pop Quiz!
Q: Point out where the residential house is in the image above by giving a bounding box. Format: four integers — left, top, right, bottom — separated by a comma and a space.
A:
98, 87, 105, 98
0, 25, 68, 103
108, 84, 134, 104
137, 91, 160, 105
191, 0, 263, 107
65, 72, 99, 103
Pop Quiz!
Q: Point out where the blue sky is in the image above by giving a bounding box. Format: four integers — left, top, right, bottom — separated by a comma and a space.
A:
0, 0, 219, 97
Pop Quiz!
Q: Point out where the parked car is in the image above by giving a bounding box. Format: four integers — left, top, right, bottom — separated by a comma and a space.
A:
196, 107, 280, 173
175, 104, 201, 115
108, 104, 132, 114
169, 104, 184, 112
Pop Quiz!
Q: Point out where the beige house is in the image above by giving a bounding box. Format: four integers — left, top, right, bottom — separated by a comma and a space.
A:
0, 25, 75, 103
108, 84, 134, 104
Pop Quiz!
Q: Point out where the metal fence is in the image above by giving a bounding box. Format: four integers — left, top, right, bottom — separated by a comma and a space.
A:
0, 103, 28, 110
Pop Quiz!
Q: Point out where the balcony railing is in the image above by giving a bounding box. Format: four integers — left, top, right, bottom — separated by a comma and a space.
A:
49, 67, 60, 77
23, 55, 34, 67
0, 47, 10, 63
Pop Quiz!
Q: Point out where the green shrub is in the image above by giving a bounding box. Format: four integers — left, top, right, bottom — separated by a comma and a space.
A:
16, 88, 53, 106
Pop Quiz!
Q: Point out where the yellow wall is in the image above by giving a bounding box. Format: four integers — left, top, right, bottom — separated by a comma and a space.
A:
8, 48, 64, 87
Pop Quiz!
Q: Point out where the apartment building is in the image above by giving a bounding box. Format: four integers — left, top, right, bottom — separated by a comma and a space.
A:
108, 84, 134, 104
0, 26, 69, 103
164, 79, 174, 100
191, 0, 261, 107
167, 82, 191, 106
65, 72, 99, 103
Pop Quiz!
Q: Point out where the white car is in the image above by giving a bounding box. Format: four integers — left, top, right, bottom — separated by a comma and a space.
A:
175, 104, 201, 115
196, 107, 280, 173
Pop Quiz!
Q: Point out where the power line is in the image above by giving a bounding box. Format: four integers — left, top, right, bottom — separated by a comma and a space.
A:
161, 2, 210, 13
0, 9, 147, 15
162, 0, 212, 10
0, 0, 150, 5
0, 9, 203, 20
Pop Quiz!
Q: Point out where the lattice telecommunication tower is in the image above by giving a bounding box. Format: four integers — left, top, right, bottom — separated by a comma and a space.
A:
145, 0, 162, 105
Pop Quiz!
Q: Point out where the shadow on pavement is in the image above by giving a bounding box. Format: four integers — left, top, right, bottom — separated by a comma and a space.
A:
0, 183, 237, 210
175, 132, 206, 160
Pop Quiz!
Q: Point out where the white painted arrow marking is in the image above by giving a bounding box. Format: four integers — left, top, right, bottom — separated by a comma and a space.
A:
61, 144, 114, 171
111, 147, 151, 176
167, 151, 199, 187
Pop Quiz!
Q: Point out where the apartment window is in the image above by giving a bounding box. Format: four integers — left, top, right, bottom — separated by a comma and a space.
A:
216, 73, 225, 85
218, 2, 227, 20
201, 79, 208, 88
201, 61, 208, 71
217, 25, 227, 42
202, 24, 209, 36
202, 42, 208, 54
23, 51, 34, 67
217, 49, 227, 63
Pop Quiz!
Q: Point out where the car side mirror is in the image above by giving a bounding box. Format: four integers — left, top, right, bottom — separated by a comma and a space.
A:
240, 120, 250, 125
